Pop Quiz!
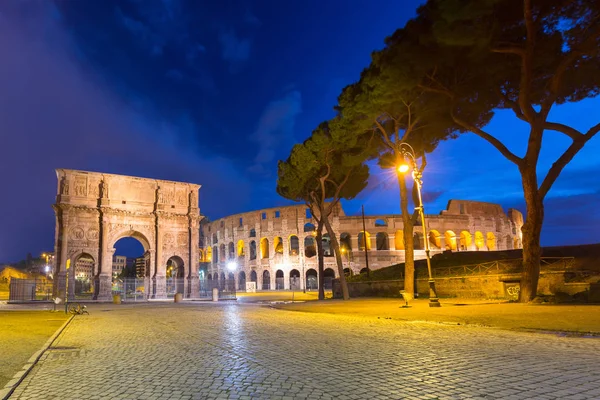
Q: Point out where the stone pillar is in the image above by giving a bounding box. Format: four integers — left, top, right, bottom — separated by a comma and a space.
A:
389, 233, 396, 251
55, 218, 69, 300
154, 228, 166, 299
284, 270, 289, 290
95, 246, 115, 301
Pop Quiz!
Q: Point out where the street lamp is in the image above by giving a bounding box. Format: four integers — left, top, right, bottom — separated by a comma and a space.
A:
398, 143, 441, 307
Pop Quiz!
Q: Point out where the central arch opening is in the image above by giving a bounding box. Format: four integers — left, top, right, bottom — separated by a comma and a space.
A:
166, 255, 185, 297
113, 236, 148, 301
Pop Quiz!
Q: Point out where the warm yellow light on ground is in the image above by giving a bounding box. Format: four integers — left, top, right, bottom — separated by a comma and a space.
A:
398, 164, 410, 174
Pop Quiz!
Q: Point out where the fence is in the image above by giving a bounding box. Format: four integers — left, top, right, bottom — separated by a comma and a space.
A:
9, 279, 53, 302
112, 278, 147, 302
201, 279, 236, 300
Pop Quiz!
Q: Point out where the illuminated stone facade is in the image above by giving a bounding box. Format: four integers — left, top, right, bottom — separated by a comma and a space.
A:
53, 169, 201, 300
200, 201, 524, 291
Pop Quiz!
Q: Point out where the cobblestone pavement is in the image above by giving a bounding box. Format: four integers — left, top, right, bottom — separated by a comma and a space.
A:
9, 303, 600, 400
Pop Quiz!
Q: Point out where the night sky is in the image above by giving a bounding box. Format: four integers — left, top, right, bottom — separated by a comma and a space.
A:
1, 0, 599, 261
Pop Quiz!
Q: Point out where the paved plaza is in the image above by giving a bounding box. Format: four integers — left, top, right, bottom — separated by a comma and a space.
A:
8, 303, 600, 400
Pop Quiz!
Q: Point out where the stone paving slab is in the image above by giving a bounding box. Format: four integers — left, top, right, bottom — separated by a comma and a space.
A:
8, 303, 600, 399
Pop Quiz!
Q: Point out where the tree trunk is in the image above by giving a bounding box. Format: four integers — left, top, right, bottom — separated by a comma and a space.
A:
316, 220, 325, 300
518, 165, 544, 302
324, 217, 350, 300
398, 173, 415, 296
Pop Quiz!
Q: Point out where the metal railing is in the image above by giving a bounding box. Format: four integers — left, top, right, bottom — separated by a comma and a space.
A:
112, 278, 146, 302
9, 279, 53, 302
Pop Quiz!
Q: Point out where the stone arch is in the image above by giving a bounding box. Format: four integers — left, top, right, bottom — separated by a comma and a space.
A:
73, 252, 96, 299
376, 232, 389, 250
260, 238, 270, 259
306, 268, 317, 290
290, 269, 300, 290
249, 240, 257, 260
395, 230, 404, 250
238, 271, 246, 290
250, 270, 257, 283
274, 237, 283, 254
459, 231, 472, 251
358, 231, 371, 251
166, 255, 186, 295
304, 223, 316, 232
322, 234, 332, 257
340, 233, 352, 251
304, 236, 316, 258
444, 230, 457, 251
262, 270, 271, 290
486, 232, 496, 250
413, 232, 424, 250
289, 235, 300, 256
237, 240, 245, 257
323, 268, 335, 289
220, 244, 226, 261
375, 218, 387, 227
275, 269, 284, 290
474, 231, 485, 250
228, 242, 235, 259
428, 230, 441, 249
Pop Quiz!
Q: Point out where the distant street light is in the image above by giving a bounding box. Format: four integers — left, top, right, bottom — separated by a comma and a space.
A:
398, 143, 441, 308
226, 261, 237, 272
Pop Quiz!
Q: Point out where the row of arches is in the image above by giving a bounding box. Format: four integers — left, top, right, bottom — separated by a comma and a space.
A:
200, 229, 510, 262
206, 267, 361, 291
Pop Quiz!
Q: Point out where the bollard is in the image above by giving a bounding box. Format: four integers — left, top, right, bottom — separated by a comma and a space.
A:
174, 293, 183, 303
212, 287, 219, 302
113, 294, 121, 305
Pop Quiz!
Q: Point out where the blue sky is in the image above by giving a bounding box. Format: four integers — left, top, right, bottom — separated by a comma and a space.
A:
0, 0, 598, 261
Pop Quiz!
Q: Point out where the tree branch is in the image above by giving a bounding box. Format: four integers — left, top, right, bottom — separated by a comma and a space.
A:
544, 121, 584, 141
518, 0, 538, 121
451, 110, 523, 166
539, 122, 600, 199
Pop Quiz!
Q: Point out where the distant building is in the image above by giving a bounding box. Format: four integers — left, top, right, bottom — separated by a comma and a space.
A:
135, 254, 150, 278
74, 256, 94, 281
112, 255, 127, 278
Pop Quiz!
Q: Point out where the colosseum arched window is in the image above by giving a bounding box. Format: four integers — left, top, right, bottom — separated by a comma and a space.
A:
237, 240, 245, 257
376, 232, 389, 250
304, 223, 315, 233
304, 236, 316, 258
395, 230, 404, 250
486, 232, 496, 250
358, 231, 371, 251
444, 231, 457, 251
340, 233, 352, 252
289, 235, 299, 256
249, 241, 257, 260
459, 231, 472, 250
428, 230, 441, 249
260, 238, 270, 259
474, 231, 485, 250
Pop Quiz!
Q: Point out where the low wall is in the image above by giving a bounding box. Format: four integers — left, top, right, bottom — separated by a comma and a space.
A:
334, 270, 597, 300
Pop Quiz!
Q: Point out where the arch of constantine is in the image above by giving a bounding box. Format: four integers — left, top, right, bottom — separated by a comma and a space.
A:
53, 169, 201, 300
200, 201, 524, 292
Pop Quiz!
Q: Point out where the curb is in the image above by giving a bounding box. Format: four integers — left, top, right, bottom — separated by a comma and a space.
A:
0, 314, 75, 400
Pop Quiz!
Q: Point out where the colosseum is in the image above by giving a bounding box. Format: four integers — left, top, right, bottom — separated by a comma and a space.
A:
199, 200, 524, 292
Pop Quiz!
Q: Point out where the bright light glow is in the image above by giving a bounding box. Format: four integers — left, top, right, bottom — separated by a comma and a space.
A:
398, 164, 410, 173
44, 266, 50, 273
227, 261, 237, 271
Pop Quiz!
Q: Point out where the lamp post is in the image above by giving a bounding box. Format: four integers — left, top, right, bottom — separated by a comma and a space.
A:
398, 143, 441, 307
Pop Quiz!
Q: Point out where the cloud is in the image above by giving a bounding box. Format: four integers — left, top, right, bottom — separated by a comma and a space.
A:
218, 28, 251, 72
248, 91, 302, 175
0, 3, 251, 261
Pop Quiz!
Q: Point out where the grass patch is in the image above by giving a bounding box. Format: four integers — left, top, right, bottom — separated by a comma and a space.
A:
0, 311, 69, 388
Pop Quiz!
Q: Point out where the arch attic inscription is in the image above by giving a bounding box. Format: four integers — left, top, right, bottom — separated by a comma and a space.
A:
53, 169, 202, 301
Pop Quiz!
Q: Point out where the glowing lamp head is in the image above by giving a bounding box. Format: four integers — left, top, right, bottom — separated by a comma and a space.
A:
227, 261, 237, 271
397, 164, 410, 174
